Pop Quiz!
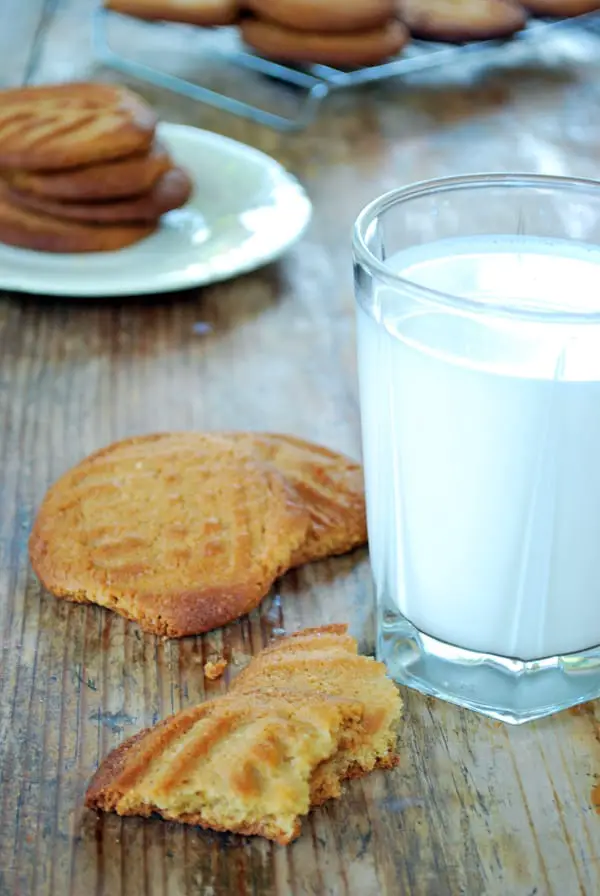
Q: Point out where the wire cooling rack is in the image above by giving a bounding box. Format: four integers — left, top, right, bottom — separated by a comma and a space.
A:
93, 8, 600, 132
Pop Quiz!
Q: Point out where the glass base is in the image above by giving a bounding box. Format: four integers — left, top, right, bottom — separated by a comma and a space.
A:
379, 607, 600, 724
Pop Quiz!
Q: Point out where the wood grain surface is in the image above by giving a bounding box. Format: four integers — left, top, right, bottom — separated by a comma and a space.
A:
2, 7, 600, 895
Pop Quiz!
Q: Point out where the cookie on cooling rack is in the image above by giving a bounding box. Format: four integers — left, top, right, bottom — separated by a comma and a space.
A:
397, 0, 527, 43
520, 0, 600, 15
104, 0, 240, 25
246, 0, 395, 32
240, 18, 410, 67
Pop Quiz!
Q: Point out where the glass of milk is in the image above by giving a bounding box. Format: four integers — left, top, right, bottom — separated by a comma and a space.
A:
353, 173, 600, 723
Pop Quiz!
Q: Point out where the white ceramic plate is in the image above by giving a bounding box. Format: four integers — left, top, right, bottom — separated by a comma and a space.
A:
0, 123, 312, 297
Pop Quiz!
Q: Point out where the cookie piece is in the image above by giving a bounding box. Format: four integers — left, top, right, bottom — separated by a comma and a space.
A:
8, 166, 193, 224
86, 690, 365, 844
86, 625, 402, 844
246, 0, 394, 32
104, 0, 239, 25
232, 624, 401, 793
0, 181, 154, 253
204, 658, 228, 680
397, 0, 527, 42
520, 0, 599, 15
29, 433, 310, 637
0, 83, 157, 171
2, 140, 171, 202
240, 18, 410, 67
257, 623, 358, 658
228, 433, 367, 567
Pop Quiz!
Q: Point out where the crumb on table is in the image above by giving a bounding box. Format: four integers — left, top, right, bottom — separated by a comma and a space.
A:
204, 658, 228, 680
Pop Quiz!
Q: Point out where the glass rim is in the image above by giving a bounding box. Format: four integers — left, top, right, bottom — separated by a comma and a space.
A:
352, 172, 600, 323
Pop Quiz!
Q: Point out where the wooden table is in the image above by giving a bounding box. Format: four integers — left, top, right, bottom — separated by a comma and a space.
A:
2, 6, 600, 895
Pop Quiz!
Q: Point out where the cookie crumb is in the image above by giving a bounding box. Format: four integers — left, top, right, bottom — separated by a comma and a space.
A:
204, 658, 228, 680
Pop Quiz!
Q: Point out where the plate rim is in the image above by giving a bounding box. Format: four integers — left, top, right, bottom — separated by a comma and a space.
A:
0, 122, 312, 298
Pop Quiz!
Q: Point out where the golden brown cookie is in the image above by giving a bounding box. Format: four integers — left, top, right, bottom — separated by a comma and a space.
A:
229, 433, 367, 567
8, 166, 193, 224
2, 140, 172, 202
246, 0, 394, 32
0, 83, 157, 171
104, 0, 239, 25
29, 433, 310, 637
397, 0, 527, 42
86, 691, 365, 844
232, 624, 401, 793
85, 625, 402, 844
520, 0, 599, 14
241, 18, 410, 66
29, 432, 366, 636
0, 181, 154, 253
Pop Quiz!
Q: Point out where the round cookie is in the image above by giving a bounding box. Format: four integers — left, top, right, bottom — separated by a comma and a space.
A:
3, 140, 172, 202
240, 18, 410, 67
0, 82, 157, 171
397, 0, 527, 43
245, 0, 394, 32
29, 433, 311, 637
227, 433, 367, 567
0, 181, 154, 253
104, 0, 240, 25
8, 166, 193, 224
520, 0, 599, 14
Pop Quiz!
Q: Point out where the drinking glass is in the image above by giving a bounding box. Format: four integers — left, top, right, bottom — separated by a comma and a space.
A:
353, 173, 600, 723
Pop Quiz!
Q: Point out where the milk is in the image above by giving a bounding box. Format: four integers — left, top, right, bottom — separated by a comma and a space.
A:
357, 235, 600, 661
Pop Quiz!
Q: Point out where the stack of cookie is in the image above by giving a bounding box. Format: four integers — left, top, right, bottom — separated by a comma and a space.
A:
0, 82, 192, 254
240, 1, 411, 67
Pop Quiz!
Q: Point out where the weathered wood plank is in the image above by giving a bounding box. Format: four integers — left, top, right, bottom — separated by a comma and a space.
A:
2, 4, 600, 895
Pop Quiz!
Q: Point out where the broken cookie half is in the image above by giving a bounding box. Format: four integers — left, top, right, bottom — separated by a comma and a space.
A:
86, 625, 402, 844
